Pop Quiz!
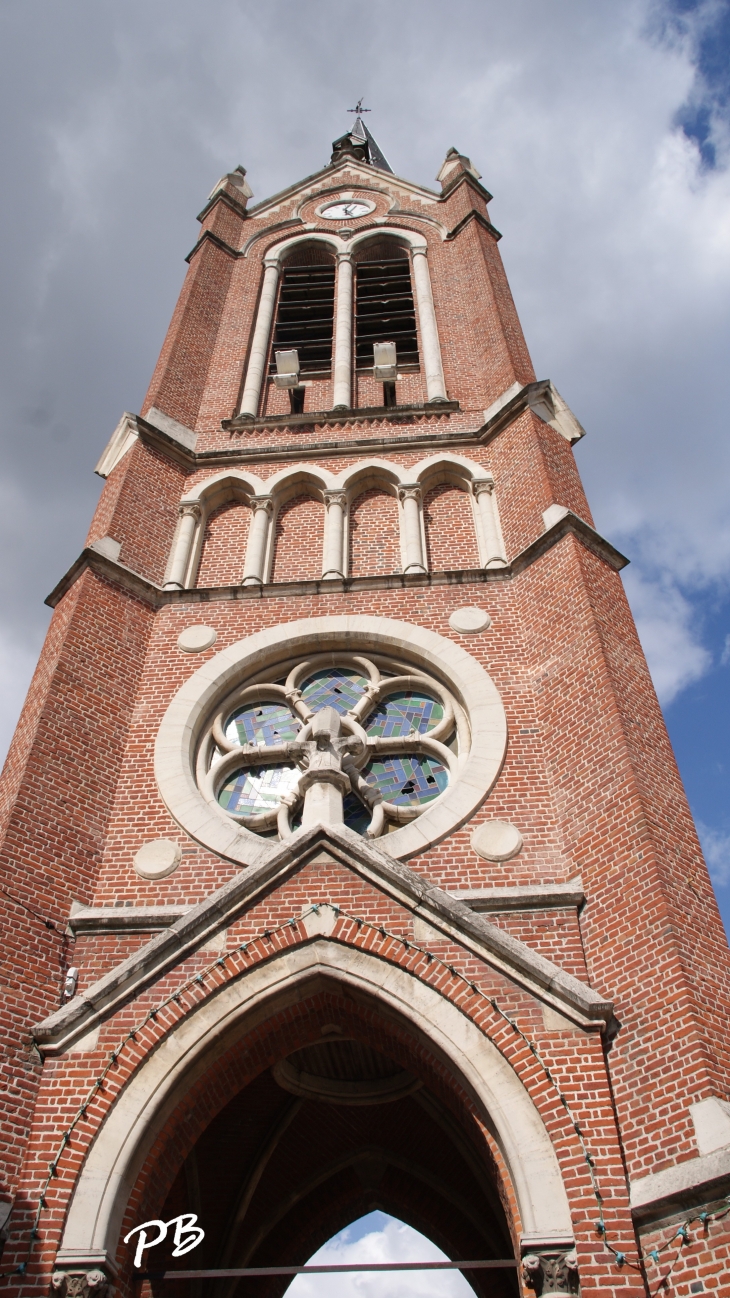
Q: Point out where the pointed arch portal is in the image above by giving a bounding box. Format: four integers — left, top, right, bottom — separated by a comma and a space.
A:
57, 942, 573, 1296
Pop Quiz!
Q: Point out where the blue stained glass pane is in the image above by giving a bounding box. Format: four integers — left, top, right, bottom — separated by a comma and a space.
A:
364, 754, 448, 806
225, 702, 300, 747
365, 691, 444, 738
218, 765, 299, 814
300, 667, 368, 715
343, 792, 371, 835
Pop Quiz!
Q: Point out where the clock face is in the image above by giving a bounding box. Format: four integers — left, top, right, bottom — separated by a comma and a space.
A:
320, 201, 372, 221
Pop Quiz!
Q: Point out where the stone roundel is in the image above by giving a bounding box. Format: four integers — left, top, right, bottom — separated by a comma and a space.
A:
133, 838, 182, 880
449, 606, 492, 635
471, 819, 523, 862
178, 625, 218, 653
154, 616, 508, 869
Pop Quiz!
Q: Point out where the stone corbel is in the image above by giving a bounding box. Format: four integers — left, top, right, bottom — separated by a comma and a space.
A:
521, 1246, 579, 1296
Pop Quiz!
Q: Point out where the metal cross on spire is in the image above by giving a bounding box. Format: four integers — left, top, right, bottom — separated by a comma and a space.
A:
348, 99, 370, 114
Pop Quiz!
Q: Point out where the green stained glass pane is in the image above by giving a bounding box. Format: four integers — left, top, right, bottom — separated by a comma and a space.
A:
364, 754, 448, 806
365, 691, 444, 738
218, 764, 299, 815
300, 667, 368, 714
225, 702, 300, 747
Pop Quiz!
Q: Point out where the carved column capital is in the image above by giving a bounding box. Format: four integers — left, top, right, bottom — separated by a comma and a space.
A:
323, 489, 348, 511
472, 477, 495, 498
250, 495, 274, 516
397, 483, 422, 503
521, 1246, 579, 1296
410, 245, 428, 259
51, 1271, 113, 1298
178, 501, 202, 521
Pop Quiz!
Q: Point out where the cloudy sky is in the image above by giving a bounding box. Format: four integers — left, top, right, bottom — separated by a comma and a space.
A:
0, 0, 728, 947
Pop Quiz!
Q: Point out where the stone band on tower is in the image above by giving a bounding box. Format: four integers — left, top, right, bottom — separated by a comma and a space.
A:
1, 122, 729, 1298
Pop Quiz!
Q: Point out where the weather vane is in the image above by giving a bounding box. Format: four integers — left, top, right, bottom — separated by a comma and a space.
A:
348, 99, 370, 114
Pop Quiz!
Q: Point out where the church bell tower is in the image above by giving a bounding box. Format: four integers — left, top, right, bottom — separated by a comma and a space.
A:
1, 118, 729, 1298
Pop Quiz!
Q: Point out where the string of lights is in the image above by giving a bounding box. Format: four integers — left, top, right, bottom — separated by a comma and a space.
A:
2, 901, 728, 1287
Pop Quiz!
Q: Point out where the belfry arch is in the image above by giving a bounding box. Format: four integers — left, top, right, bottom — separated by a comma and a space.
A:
57, 942, 573, 1292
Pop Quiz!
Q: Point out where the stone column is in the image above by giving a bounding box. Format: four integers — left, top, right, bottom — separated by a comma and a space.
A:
238, 259, 280, 418
398, 484, 427, 573
332, 253, 353, 410
322, 489, 348, 579
163, 503, 201, 590
473, 478, 507, 567
299, 707, 351, 828
241, 495, 273, 585
411, 248, 448, 403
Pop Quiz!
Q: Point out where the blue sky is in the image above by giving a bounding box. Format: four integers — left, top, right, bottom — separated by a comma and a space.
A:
0, 0, 728, 938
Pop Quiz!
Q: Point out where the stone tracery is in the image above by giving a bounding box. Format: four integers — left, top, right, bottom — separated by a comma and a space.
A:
198, 653, 457, 840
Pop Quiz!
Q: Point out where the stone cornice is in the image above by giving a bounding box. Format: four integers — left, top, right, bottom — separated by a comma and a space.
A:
45, 512, 628, 612
195, 187, 250, 225
222, 399, 460, 434
445, 208, 502, 243
185, 228, 242, 264
33, 824, 614, 1056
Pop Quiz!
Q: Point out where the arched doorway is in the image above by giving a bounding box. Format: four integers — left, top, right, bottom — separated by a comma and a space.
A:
153, 999, 518, 1298
56, 940, 573, 1295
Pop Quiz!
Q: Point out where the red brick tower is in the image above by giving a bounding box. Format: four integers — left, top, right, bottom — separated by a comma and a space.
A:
1, 120, 729, 1298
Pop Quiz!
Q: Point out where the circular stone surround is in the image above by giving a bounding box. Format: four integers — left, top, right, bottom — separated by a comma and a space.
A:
133, 839, 182, 880
471, 820, 523, 862
178, 625, 218, 653
449, 606, 492, 635
154, 616, 508, 869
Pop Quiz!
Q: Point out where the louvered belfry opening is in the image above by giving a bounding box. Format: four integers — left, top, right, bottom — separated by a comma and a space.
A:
355, 242, 419, 371
269, 247, 335, 376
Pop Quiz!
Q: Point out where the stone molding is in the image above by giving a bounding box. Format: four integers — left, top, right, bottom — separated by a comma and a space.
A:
453, 883, 585, 912
33, 823, 614, 1058
51, 1271, 113, 1298
67, 906, 190, 935
113, 378, 577, 466
630, 1145, 730, 1223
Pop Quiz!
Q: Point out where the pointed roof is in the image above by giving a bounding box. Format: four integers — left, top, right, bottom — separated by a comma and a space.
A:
351, 115, 393, 173
330, 117, 393, 173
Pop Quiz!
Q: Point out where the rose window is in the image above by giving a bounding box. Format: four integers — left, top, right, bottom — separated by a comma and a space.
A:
197, 654, 459, 840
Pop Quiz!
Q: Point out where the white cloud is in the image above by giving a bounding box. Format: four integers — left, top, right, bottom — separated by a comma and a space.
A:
620, 568, 712, 705
287, 1215, 473, 1298
697, 821, 730, 889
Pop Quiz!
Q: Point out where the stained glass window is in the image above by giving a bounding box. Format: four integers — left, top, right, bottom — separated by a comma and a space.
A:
364, 754, 448, 806
365, 690, 443, 738
225, 702, 301, 747
218, 764, 299, 814
300, 667, 368, 714
343, 792, 372, 835
210, 659, 455, 838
